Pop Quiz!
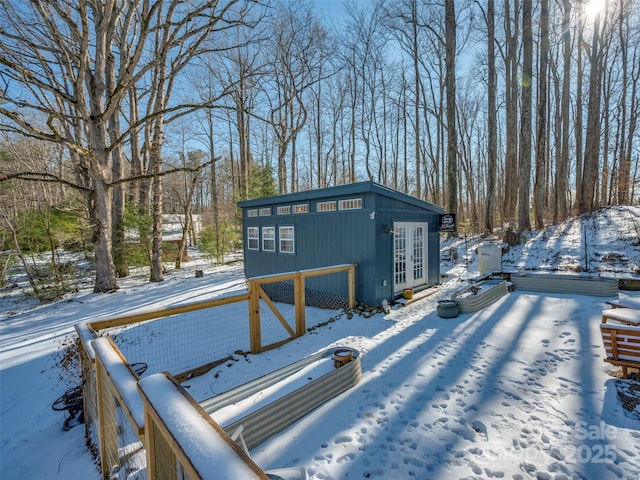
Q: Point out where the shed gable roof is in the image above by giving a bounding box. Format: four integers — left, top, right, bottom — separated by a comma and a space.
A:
237, 181, 444, 214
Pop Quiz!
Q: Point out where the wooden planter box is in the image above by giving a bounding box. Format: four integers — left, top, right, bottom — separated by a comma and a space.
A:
451, 280, 509, 314
510, 273, 619, 297
619, 278, 640, 291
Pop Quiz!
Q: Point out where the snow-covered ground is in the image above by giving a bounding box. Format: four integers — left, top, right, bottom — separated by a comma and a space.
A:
1, 206, 639, 479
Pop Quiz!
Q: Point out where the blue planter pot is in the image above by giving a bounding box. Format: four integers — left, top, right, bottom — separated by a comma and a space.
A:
437, 300, 460, 318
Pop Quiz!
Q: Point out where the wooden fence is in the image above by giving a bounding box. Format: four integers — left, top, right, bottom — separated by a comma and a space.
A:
74, 264, 356, 479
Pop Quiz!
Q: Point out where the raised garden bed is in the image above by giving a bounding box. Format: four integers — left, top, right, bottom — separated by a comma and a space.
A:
510, 273, 618, 297
451, 279, 509, 314
200, 347, 361, 451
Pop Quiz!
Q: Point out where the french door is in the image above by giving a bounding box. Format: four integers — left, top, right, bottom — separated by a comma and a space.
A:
394, 222, 428, 293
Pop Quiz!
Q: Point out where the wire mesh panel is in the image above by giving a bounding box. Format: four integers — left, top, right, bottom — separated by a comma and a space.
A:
261, 279, 350, 310
139, 373, 268, 480
73, 264, 355, 477
148, 421, 192, 480
258, 294, 297, 348
94, 338, 146, 480
251, 265, 355, 352
260, 280, 295, 305
105, 300, 250, 377
99, 389, 146, 480
301, 265, 355, 312
79, 342, 100, 458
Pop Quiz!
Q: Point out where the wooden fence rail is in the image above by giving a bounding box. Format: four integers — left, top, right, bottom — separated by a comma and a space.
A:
74, 264, 356, 479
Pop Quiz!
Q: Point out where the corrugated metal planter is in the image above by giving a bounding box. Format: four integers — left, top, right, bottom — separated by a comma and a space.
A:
201, 347, 361, 451
510, 274, 618, 297
451, 280, 509, 313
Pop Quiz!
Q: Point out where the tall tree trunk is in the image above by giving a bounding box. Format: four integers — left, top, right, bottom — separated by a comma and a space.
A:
236, 98, 250, 199
402, 78, 408, 193
445, 0, 457, 216
503, 0, 519, 225
556, 0, 571, 222
574, 19, 585, 211
150, 166, 164, 282
518, 0, 533, 231
533, 0, 549, 229
623, 66, 638, 203
176, 173, 198, 269
93, 171, 117, 292
110, 113, 129, 278
601, 62, 612, 205
484, 0, 497, 232
412, 0, 422, 198
617, 4, 635, 205
579, 13, 603, 214
208, 109, 221, 263
315, 84, 323, 188
149, 92, 166, 282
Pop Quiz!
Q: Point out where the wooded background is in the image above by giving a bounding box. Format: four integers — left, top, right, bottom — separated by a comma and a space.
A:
1, 0, 638, 297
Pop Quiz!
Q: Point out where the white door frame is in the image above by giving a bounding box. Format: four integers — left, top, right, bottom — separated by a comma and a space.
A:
393, 221, 428, 294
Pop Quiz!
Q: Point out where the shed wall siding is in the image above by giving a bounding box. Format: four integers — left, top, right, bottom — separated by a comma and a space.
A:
240, 182, 442, 306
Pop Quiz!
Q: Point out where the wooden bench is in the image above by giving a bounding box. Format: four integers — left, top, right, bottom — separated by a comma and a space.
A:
601, 308, 640, 326
605, 298, 640, 310
600, 322, 640, 378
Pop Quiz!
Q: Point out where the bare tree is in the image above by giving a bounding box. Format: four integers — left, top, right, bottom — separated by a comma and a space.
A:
555, 0, 571, 223
533, 0, 550, 229
578, 6, 605, 213
445, 0, 458, 217
484, 0, 498, 232
616, 0, 640, 205
0, 0, 255, 291
517, 0, 533, 231
263, 1, 328, 194
501, 1, 520, 226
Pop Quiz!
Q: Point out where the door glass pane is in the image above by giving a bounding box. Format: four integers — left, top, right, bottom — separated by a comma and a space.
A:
413, 226, 424, 280
394, 227, 407, 286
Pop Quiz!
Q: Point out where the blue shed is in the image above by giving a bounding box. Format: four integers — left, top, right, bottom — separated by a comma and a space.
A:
237, 181, 444, 307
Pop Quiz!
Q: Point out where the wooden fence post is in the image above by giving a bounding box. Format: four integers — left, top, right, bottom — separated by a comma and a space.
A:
348, 265, 356, 308
295, 272, 305, 336
94, 357, 110, 480
248, 280, 261, 353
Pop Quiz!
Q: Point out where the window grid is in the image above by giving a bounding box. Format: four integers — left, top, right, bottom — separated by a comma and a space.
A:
317, 201, 337, 212
338, 198, 362, 210
259, 207, 272, 216
279, 226, 295, 254
247, 209, 258, 217
413, 226, 424, 280
262, 226, 275, 252
394, 227, 407, 285
277, 206, 291, 215
247, 227, 259, 250
293, 204, 309, 213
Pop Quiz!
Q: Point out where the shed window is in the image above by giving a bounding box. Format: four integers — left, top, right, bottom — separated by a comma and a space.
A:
338, 198, 362, 210
317, 201, 337, 212
247, 209, 258, 217
277, 206, 291, 215
262, 226, 275, 251
279, 226, 295, 254
293, 204, 309, 213
259, 207, 272, 216
247, 227, 259, 250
